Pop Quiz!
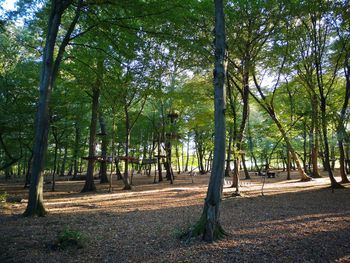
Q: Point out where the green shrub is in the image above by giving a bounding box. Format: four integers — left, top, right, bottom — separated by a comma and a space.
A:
56, 226, 86, 249
0, 192, 8, 203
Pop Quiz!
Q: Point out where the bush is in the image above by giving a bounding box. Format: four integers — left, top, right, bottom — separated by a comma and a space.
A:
56, 226, 86, 249
0, 192, 8, 203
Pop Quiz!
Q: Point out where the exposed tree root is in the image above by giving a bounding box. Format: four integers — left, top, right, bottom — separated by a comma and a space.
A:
23, 201, 47, 217
340, 179, 350, 184
123, 185, 132, 190
300, 176, 312, 182
331, 182, 346, 189
81, 184, 96, 193
179, 213, 228, 243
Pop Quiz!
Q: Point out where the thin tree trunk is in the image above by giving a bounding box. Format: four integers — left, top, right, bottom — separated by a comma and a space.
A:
157, 134, 163, 182
320, 98, 342, 188
123, 107, 132, 190
184, 135, 190, 172
82, 60, 103, 192
73, 122, 80, 179
99, 113, 108, 184
338, 140, 349, 183
242, 153, 250, 179
287, 148, 291, 180
59, 142, 68, 177
225, 126, 233, 177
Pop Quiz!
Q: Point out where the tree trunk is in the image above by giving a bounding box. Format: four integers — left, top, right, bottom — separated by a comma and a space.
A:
338, 140, 349, 183
73, 121, 80, 179
123, 109, 132, 190
24, 0, 80, 216
184, 0, 227, 242
320, 98, 342, 188
51, 134, 59, 192
165, 139, 174, 183
99, 113, 108, 184
157, 134, 163, 182
184, 135, 190, 172
225, 126, 233, 177
330, 145, 336, 171
310, 93, 322, 178
242, 153, 250, 179
337, 62, 350, 182
346, 145, 350, 174
82, 60, 103, 192
24, 151, 33, 188
176, 143, 181, 174
59, 142, 68, 177
287, 148, 291, 180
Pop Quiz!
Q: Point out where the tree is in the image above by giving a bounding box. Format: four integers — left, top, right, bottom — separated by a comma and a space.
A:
24, 0, 83, 216
333, 0, 350, 183
182, 0, 227, 242
81, 58, 104, 192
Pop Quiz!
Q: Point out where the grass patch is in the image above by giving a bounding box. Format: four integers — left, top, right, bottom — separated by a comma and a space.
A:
55, 226, 86, 250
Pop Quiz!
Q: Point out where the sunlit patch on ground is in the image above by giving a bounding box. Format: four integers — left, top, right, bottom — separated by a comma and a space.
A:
0, 171, 349, 262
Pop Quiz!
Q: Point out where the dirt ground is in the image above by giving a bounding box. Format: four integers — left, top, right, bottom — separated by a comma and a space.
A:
1, 171, 350, 263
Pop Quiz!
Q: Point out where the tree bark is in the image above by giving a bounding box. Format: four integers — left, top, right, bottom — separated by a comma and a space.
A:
242, 153, 250, 179
184, 0, 227, 243
225, 126, 233, 177
157, 134, 163, 182
24, 0, 80, 216
59, 142, 68, 177
123, 105, 132, 190
99, 113, 108, 183
82, 59, 104, 192
73, 121, 80, 179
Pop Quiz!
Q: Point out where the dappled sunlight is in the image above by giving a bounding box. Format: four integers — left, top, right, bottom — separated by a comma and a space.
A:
1, 171, 350, 262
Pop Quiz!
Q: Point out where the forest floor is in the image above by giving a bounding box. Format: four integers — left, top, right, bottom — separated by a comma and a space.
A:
0, 170, 350, 263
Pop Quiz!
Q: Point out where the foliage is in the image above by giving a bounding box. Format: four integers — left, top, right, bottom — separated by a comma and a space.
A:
0, 191, 8, 203
56, 226, 86, 250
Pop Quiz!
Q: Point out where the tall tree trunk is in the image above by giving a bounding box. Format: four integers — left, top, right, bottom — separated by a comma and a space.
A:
320, 98, 342, 188
345, 145, 350, 174
82, 60, 103, 192
24, 0, 82, 216
99, 113, 108, 184
165, 139, 174, 183
51, 133, 59, 192
73, 121, 80, 179
337, 63, 350, 182
176, 143, 181, 174
242, 153, 250, 179
338, 140, 349, 183
184, 0, 227, 242
287, 148, 291, 180
123, 106, 132, 190
330, 145, 336, 171
157, 134, 163, 182
184, 135, 190, 172
310, 94, 322, 178
59, 142, 68, 177
225, 126, 233, 177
